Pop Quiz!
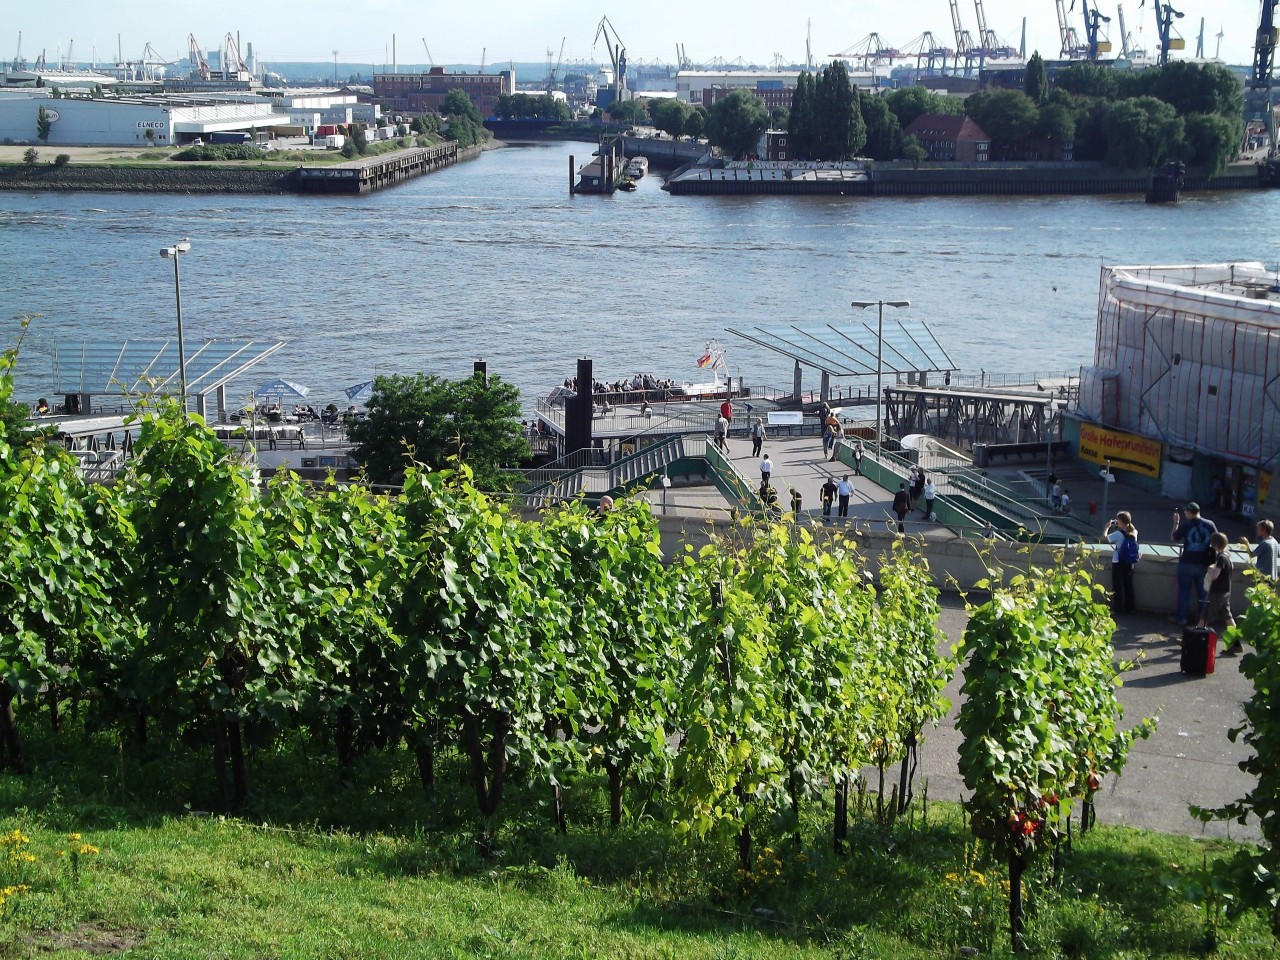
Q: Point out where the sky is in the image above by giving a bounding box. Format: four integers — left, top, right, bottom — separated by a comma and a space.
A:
5, 1, 1269, 71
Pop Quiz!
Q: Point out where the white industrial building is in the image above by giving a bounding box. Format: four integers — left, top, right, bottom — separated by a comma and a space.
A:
1076, 262, 1280, 511
674, 68, 880, 105
0, 91, 295, 146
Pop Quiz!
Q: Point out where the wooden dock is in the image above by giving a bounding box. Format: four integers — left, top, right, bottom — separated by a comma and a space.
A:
292, 143, 467, 194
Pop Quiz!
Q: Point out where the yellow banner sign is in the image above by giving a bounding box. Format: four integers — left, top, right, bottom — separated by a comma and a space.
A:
1078, 423, 1162, 478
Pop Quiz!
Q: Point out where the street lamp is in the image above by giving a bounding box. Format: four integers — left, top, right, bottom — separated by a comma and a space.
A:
850, 299, 910, 453
159, 238, 192, 405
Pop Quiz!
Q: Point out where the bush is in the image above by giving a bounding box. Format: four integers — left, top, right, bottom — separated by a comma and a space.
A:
171, 144, 268, 162
53, 153, 70, 167
22, 147, 38, 165
339, 141, 358, 159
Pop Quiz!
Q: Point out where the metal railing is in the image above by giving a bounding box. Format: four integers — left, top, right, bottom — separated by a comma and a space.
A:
521, 434, 702, 507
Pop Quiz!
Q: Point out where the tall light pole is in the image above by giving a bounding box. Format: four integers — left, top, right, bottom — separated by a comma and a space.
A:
850, 299, 910, 453
159, 238, 192, 405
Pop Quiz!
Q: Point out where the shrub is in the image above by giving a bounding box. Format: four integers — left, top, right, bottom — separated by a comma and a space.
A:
22, 147, 38, 165
53, 153, 70, 167
171, 144, 267, 162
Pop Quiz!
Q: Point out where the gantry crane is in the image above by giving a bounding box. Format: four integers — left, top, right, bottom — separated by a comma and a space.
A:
948, 0, 980, 74
1081, 1, 1113, 59
187, 34, 210, 80
1245, 1, 1279, 154
1055, 0, 1086, 58
902, 32, 954, 76
546, 37, 566, 93
1154, 3, 1186, 66
830, 33, 902, 71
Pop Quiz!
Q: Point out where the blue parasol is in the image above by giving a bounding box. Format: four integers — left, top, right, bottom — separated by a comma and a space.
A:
257, 377, 310, 400
344, 380, 375, 402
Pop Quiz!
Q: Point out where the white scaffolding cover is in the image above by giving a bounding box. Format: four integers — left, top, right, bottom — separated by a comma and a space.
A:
1078, 263, 1280, 468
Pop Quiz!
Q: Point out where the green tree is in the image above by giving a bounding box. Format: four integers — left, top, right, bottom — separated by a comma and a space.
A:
349, 123, 368, 154
442, 115, 484, 148
652, 98, 691, 138
787, 72, 817, 158
1182, 112, 1242, 178
1055, 62, 1120, 100
1024, 52, 1048, 105
1118, 60, 1243, 121
706, 88, 769, 159
608, 98, 649, 125
442, 89, 482, 125
813, 60, 865, 160
769, 106, 789, 130
860, 93, 902, 160
902, 134, 926, 168
884, 86, 964, 129
36, 105, 51, 143
21, 147, 38, 166
347, 372, 529, 489
966, 88, 1040, 158
682, 105, 707, 139
1035, 100, 1077, 144
1102, 96, 1185, 168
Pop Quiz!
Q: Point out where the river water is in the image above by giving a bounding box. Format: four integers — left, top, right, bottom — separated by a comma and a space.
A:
2, 141, 1279, 410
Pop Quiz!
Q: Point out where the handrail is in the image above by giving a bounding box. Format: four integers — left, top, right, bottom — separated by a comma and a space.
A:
521, 434, 697, 506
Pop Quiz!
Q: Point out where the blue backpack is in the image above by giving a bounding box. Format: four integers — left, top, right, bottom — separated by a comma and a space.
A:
1119, 534, 1140, 565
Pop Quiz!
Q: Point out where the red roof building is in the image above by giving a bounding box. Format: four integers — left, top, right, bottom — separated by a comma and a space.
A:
901, 113, 991, 162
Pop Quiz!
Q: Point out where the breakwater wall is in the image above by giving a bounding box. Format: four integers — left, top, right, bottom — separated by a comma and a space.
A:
620, 136, 711, 169
0, 142, 476, 195
664, 159, 1273, 197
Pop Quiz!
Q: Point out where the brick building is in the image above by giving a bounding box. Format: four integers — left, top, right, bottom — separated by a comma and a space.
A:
701, 84, 794, 114
901, 113, 991, 162
371, 67, 515, 117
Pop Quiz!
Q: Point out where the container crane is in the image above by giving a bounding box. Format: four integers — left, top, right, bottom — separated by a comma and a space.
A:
830, 33, 902, 71
188, 33, 210, 79
1154, 3, 1185, 66
592, 15, 628, 102
948, 0, 979, 74
902, 32, 954, 75
420, 38, 435, 68
11, 32, 25, 72
1081, 1, 1113, 59
1056, 0, 1086, 58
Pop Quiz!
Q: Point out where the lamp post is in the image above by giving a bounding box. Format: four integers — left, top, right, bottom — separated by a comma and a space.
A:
159, 238, 192, 405
850, 299, 910, 453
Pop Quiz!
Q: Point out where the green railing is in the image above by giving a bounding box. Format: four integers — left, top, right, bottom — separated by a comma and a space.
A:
521, 434, 702, 507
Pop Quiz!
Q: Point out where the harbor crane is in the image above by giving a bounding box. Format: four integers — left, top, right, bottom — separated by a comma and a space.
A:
1081, 0, 1113, 59
420, 39, 434, 68
1245, 1, 1278, 154
675, 43, 692, 71
11, 32, 25, 71
1154, 3, 1185, 66
187, 34, 210, 79
546, 37, 565, 92
592, 15, 628, 100
830, 33, 902, 71
971, 1, 1022, 63
223, 32, 248, 76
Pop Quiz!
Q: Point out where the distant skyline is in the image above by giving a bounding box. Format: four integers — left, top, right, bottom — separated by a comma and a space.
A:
5, 1, 1268, 72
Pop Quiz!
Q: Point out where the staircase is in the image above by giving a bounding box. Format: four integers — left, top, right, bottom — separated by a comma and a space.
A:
521, 435, 707, 507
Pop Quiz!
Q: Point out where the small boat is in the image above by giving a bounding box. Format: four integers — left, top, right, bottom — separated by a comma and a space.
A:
618, 179, 637, 192
625, 156, 648, 179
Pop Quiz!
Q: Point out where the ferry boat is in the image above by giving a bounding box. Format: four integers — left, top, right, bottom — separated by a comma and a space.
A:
625, 156, 648, 179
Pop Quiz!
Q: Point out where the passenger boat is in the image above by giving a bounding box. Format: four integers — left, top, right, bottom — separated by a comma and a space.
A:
625, 156, 648, 179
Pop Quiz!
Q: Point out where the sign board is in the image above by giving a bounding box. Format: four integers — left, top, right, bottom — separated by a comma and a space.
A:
44, 109, 59, 122
136, 120, 164, 129
1079, 423, 1162, 478
768, 411, 803, 426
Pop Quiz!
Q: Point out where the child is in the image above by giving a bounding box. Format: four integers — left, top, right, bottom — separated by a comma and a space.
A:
1200, 532, 1238, 650
1249, 519, 1278, 580
1059, 488, 1071, 515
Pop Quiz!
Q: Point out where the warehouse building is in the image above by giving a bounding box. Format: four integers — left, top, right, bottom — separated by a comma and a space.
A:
0, 92, 286, 146
371, 67, 514, 117
1075, 262, 1280, 515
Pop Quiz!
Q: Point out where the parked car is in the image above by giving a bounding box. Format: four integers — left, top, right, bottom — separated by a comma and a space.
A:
191, 138, 205, 147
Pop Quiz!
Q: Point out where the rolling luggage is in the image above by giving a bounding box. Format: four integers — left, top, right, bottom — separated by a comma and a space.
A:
1180, 626, 1217, 677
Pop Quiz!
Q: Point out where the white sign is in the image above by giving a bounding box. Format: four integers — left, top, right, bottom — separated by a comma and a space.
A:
768, 411, 803, 426
137, 120, 164, 129
43, 109, 60, 122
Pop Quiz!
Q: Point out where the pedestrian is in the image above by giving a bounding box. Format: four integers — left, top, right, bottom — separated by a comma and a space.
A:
828, 419, 842, 461
852, 440, 864, 476
1047, 473, 1058, 509
822, 424, 834, 458
911, 468, 926, 510
759, 481, 779, 514
820, 475, 838, 519
1199, 532, 1238, 649
1172, 502, 1218, 627
1248, 519, 1278, 580
982, 520, 996, 540
759, 453, 772, 486
1059, 488, 1071, 515
922, 477, 936, 520
750, 417, 765, 457
720, 399, 734, 422
892, 483, 911, 533
1050, 479, 1063, 513
836, 474, 853, 518
714, 414, 729, 453
1104, 511, 1139, 614
790, 487, 803, 516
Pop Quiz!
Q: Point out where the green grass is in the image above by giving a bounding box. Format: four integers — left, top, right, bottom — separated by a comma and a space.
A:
0, 724, 1274, 959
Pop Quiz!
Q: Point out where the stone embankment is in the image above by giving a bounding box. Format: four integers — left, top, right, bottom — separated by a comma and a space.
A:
0, 163, 295, 193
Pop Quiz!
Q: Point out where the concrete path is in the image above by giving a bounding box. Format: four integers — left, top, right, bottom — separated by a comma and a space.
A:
915, 599, 1259, 841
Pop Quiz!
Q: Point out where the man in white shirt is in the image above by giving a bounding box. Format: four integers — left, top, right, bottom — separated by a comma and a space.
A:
759, 453, 772, 486
836, 475, 854, 518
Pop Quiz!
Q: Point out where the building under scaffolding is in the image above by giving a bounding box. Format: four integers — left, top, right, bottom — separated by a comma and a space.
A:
1076, 262, 1280, 511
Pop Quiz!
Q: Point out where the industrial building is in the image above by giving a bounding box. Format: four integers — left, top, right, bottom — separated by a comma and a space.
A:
675, 68, 878, 106
1075, 262, 1280, 515
371, 67, 514, 117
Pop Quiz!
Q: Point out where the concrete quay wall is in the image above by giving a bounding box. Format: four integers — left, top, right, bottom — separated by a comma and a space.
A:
0, 162, 295, 193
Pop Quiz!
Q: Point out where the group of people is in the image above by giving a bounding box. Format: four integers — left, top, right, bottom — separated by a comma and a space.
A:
1048, 475, 1073, 515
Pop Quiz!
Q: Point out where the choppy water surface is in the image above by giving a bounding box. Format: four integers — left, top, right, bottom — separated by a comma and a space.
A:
2, 141, 1278, 409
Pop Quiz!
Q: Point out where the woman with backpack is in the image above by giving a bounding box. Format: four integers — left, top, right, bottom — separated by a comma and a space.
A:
1104, 510, 1140, 614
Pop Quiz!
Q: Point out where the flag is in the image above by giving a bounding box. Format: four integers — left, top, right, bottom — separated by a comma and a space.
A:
696, 353, 712, 368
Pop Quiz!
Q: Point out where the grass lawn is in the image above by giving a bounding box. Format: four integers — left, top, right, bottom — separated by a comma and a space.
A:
0, 727, 1274, 959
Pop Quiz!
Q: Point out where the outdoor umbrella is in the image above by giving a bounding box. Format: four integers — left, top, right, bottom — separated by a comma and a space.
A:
256, 378, 310, 401
344, 380, 374, 402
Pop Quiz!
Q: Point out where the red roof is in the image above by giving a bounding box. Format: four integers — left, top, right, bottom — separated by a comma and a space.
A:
902, 113, 990, 143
